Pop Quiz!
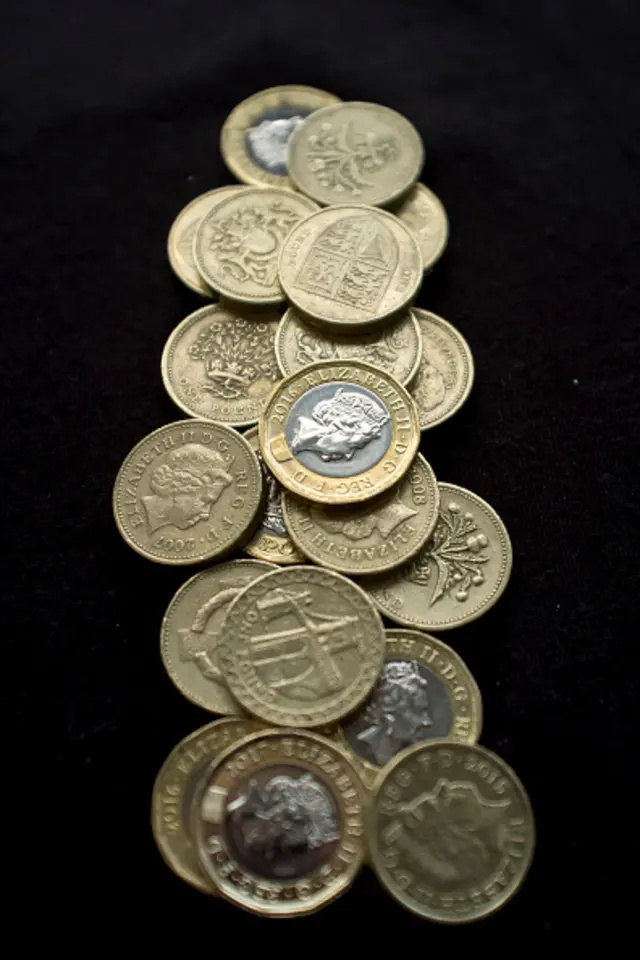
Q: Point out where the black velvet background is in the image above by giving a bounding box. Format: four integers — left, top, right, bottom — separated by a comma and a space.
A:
4, 0, 639, 940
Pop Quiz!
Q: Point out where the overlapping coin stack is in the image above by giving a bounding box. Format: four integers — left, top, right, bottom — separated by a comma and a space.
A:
113, 86, 535, 922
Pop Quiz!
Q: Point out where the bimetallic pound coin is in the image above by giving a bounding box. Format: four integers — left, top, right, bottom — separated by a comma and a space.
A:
391, 183, 449, 273
288, 101, 424, 208
220, 85, 341, 189
411, 309, 474, 430
275, 308, 422, 386
160, 559, 277, 713
278, 205, 422, 330
161, 304, 281, 428
193, 186, 319, 305
192, 729, 367, 915
368, 742, 535, 923
217, 566, 386, 727
112, 420, 263, 565
260, 360, 420, 506
364, 483, 512, 630
281, 453, 439, 576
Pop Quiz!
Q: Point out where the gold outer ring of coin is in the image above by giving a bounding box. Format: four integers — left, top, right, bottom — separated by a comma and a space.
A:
411, 309, 475, 430
390, 183, 449, 273
259, 359, 421, 506
367, 740, 535, 923
191, 728, 368, 916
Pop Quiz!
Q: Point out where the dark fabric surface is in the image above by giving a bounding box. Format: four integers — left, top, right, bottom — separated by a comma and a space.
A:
3, 0, 639, 940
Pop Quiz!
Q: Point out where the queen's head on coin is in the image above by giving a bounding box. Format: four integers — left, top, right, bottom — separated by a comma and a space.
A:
142, 443, 233, 533
247, 115, 305, 174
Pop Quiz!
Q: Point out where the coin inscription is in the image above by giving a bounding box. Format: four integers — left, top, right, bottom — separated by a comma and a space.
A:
411, 309, 474, 430
391, 184, 449, 272
243, 426, 304, 565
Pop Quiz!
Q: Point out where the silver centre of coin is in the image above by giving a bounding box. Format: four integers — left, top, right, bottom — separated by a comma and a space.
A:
246, 112, 308, 175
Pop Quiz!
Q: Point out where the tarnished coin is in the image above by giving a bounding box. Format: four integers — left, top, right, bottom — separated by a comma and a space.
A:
278, 205, 422, 330
220, 85, 341, 189
281, 453, 439, 576
217, 566, 386, 726
193, 186, 318, 305
391, 183, 449, 273
363, 483, 512, 630
275, 308, 422, 386
112, 420, 263, 565
192, 729, 367, 915
411, 309, 474, 430
288, 101, 423, 208
260, 360, 420, 506
160, 559, 277, 713
368, 742, 535, 923
161, 303, 281, 428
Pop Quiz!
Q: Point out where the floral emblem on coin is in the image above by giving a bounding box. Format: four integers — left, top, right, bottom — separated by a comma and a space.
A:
187, 317, 279, 401
247, 116, 305, 173
207, 201, 303, 287
290, 387, 390, 463
141, 444, 233, 534
356, 661, 432, 766
307, 121, 398, 196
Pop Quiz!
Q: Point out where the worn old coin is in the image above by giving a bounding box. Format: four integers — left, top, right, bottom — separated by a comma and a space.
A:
391, 183, 449, 273
217, 565, 386, 726
161, 303, 281, 428
260, 360, 420, 506
288, 101, 423, 208
193, 186, 318, 305
363, 483, 512, 630
220, 85, 341, 189
411, 309, 474, 430
192, 729, 367, 915
281, 453, 439, 576
368, 741, 535, 923
112, 420, 263, 565
278, 205, 422, 331
275, 307, 422, 386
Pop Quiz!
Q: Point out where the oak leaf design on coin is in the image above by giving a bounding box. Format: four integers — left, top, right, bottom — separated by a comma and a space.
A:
188, 316, 278, 401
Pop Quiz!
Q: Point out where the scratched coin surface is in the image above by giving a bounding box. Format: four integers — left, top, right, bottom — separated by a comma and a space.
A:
260, 360, 420, 506
288, 101, 423, 208
282, 453, 439, 576
278, 205, 422, 330
112, 420, 263, 565
411, 309, 474, 430
161, 303, 281, 427
192, 729, 367, 915
193, 186, 318, 304
391, 183, 449, 273
217, 566, 386, 726
368, 742, 535, 923
363, 483, 512, 630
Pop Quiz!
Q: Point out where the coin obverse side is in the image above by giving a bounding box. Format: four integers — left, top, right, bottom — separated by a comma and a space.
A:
411, 309, 475, 430
288, 101, 424, 208
217, 566, 386, 726
260, 359, 420, 506
192, 729, 368, 916
391, 183, 449, 273
112, 420, 263, 565
278, 205, 422, 330
363, 482, 513, 630
281, 453, 439, 576
368, 741, 535, 923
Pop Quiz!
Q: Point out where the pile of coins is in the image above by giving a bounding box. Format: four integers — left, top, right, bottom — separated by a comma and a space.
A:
113, 86, 535, 922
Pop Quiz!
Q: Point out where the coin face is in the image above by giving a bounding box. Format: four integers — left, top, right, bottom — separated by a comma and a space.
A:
368, 742, 535, 923
411, 309, 474, 430
278, 205, 422, 330
112, 420, 263, 564
260, 360, 420, 505
192, 729, 367, 915
217, 566, 386, 726
275, 308, 422, 386
220, 85, 341, 188
288, 101, 424, 207
193, 186, 318, 304
282, 454, 439, 576
363, 483, 512, 630
391, 183, 449, 272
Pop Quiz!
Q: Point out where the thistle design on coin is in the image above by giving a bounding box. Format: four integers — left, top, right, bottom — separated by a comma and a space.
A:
243, 426, 304, 565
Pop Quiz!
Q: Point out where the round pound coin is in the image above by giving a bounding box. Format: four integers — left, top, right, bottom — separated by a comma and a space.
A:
411, 309, 474, 430
217, 566, 386, 727
288, 101, 424, 208
260, 360, 420, 506
368, 742, 535, 923
192, 729, 367, 915
112, 420, 263, 565
391, 183, 449, 273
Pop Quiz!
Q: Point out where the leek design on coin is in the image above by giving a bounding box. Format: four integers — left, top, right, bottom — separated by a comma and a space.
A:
391, 183, 449, 273
410, 309, 475, 430
243, 426, 304, 565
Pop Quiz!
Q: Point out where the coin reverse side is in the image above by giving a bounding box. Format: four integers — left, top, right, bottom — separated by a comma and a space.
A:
411, 309, 474, 430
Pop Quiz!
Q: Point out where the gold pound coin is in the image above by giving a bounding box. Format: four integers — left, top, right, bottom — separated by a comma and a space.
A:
191, 729, 367, 915
217, 565, 386, 726
281, 453, 439, 576
368, 741, 535, 923
278, 205, 422, 330
259, 360, 420, 506
411, 309, 474, 430
391, 183, 449, 273
112, 420, 263, 564
160, 559, 277, 713
363, 482, 512, 630
288, 101, 424, 208
193, 186, 318, 305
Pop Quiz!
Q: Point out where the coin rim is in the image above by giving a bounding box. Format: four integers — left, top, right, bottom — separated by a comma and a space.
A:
393, 183, 450, 274
412, 309, 475, 430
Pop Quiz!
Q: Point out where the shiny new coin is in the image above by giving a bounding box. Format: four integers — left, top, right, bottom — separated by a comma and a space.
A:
391, 183, 449, 272
411, 309, 474, 430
